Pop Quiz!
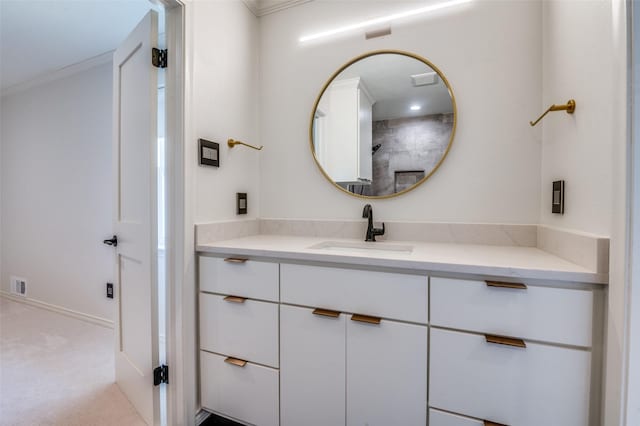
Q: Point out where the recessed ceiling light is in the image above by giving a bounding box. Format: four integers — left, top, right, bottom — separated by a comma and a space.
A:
299, 0, 474, 43
410, 105, 421, 111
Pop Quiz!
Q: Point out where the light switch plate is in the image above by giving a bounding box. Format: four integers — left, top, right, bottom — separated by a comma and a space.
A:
199, 139, 219, 167
552, 180, 564, 214
237, 193, 247, 215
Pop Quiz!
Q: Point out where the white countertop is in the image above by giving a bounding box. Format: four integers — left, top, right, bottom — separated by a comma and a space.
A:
197, 235, 608, 284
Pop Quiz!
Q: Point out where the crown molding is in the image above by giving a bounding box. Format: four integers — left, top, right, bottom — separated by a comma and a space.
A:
242, 0, 313, 17
1, 50, 113, 98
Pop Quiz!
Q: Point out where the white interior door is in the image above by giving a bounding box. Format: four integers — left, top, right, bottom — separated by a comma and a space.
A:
112, 10, 160, 426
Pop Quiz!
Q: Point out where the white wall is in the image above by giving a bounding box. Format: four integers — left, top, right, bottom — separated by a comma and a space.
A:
258, 0, 542, 223
540, 0, 614, 237
183, 0, 260, 419
0, 62, 114, 321
192, 0, 260, 223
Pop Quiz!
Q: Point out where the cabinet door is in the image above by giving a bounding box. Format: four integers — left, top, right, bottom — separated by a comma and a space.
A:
357, 88, 372, 182
430, 328, 591, 426
280, 305, 346, 426
346, 318, 427, 426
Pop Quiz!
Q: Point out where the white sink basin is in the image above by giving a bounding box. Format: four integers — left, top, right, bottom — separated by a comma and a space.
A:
308, 240, 414, 255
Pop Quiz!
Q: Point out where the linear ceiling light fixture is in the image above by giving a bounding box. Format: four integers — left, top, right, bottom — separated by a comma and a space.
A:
299, 0, 473, 43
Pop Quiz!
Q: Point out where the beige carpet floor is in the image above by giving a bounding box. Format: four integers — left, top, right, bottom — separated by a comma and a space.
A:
0, 298, 146, 426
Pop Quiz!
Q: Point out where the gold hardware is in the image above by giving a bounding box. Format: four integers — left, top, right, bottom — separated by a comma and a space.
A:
351, 314, 381, 325
484, 421, 508, 426
224, 295, 247, 303
312, 308, 340, 318
485, 334, 526, 349
485, 280, 527, 290
529, 99, 576, 126
227, 138, 263, 151
224, 357, 247, 367
309, 49, 457, 200
224, 257, 248, 263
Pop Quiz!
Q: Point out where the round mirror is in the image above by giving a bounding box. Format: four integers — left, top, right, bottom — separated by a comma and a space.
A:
310, 50, 456, 198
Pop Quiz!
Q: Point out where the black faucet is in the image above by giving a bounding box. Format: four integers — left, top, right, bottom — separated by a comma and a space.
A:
362, 204, 385, 242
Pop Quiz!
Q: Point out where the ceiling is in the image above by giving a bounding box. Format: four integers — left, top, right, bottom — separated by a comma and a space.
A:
243, 0, 312, 16
335, 53, 454, 121
0, 0, 153, 92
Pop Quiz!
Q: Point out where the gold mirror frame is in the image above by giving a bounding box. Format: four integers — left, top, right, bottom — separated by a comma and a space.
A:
309, 49, 457, 199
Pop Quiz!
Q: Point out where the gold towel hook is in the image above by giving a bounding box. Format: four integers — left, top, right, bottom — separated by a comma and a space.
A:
227, 138, 263, 151
529, 99, 576, 127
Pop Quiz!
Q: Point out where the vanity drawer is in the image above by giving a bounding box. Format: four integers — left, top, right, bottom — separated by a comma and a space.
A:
199, 256, 279, 302
200, 293, 279, 368
429, 408, 483, 426
429, 328, 591, 426
280, 263, 428, 324
200, 351, 279, 426
430, 277, 593, 347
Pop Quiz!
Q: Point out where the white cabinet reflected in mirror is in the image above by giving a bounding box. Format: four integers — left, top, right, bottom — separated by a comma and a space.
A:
310, 50, 457, 198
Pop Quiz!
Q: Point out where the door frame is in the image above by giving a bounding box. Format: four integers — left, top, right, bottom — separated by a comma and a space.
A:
154, 0, 188, 425
626, 2, 639, 423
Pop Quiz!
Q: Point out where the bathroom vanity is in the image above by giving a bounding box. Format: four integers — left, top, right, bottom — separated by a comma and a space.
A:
196, 235, 606, 426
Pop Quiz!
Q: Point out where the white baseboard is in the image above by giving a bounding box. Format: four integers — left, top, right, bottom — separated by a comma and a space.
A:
0, 290, 114, 329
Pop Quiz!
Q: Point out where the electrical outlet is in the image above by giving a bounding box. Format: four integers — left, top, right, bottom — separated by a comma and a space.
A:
106, 283, 114, 299
10, 276, 27, 297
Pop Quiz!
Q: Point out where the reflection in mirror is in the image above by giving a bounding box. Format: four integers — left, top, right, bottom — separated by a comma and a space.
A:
311, 51, 456, 198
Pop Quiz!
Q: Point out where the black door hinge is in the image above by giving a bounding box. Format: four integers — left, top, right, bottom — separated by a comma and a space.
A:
152, 48, 168, 68
153, 365, 169, 385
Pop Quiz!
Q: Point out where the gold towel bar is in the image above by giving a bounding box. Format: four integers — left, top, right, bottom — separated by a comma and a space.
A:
529, 99, 576, 126
227, 138, 263, 151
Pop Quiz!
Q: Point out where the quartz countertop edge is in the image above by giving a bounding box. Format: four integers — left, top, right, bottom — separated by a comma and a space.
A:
196, 235, 608, 285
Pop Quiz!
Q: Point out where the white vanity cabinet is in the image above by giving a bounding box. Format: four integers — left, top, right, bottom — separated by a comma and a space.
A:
280, 263, 428, 426
199, 256, 280, 426
317, 77, 374, 185
197, 253, 603, 426
429, 277, 599, 426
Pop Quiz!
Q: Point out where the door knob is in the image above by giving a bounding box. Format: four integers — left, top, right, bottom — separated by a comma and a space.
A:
103, 235, 118, 247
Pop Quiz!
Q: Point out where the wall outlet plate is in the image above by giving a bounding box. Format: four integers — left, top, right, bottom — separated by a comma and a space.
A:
199, 139, 220, 167
237, 193, 247, 215
552, 180, 564, 214
10, 276, 27, 297
106, 283, 114, 299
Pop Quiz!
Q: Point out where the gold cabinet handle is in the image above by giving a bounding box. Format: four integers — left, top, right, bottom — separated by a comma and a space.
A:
485, 334, 526, 349
312, 308, 340, 318
224, 257, 248, 263
484, 421, 509, 426
224, 357, 247, 367
223, 295, 247, 303
485, 280, 527, 290
351, 314, 381, 325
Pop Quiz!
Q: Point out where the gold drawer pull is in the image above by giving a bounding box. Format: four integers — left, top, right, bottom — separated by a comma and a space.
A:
351, 314, 381, 325
223, 295, 247, 303
224, 357, 247, 367
484, 421, 508, 426
312, 308, 340, 318
485, 280, 527, 290
224, 257, 248, 263
485, 334, 526, 349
